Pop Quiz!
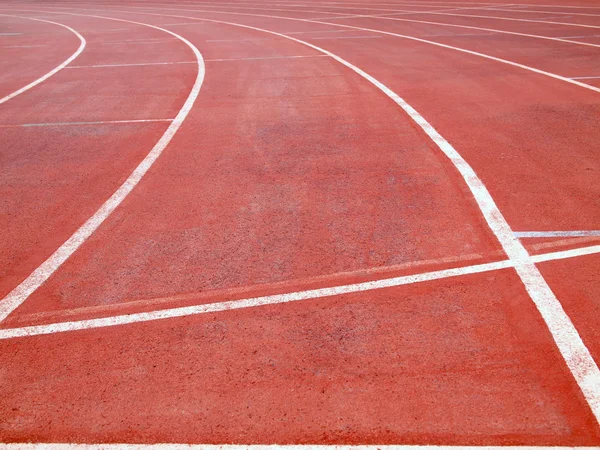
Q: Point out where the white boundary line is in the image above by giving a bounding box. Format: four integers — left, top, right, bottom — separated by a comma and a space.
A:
0, 13, 205, 324
0, 244, 599, 340
0, 259, 514, 339
1, 445, 600, 450
6, 8, 600, 425
515, 231, 600, 238
66, 61, 197, 68
66, 55, 328, 68
104, 2, 600, 30
0, 14, 86, 104
0, 118, 173, 127
89, 5, 600, 93
306, 6, 600, 29
326, 13, 600, 49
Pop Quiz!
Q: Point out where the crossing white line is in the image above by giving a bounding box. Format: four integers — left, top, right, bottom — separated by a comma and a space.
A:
15, 7, 600, 424
1, 245, 599, 340
515, 231, 600, 238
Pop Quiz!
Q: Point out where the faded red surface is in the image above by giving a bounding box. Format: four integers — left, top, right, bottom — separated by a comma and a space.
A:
1, 0, 599, 445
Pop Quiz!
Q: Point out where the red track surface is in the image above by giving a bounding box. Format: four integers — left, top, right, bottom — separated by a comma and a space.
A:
0, 0, 599, 446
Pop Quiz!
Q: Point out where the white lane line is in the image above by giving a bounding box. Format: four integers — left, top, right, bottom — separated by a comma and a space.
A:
475, 6, 600, 18
303, 11, 600, 48
572, 75, 600, 80
0, 260, 514, 340
1, 244, 600, 340
516, 231, 600, 238
1, 44, 47, 48
101, 38, 176, 44
282, 29, 352, 34
0, 119, 173, 127
310, 34, 381, 39
344, 13, 600, 49
101, 37, 173, 42
532, 244, 600, 263
206, 54, 329, 61
104, 6, 600, 93
184, 1, 600, 30
206, 37, 271, 41
0, 32, 22, 35
0, 14, 85, 105
556, 35, 597, 39
111, 10, 600, 423
65, 55, 327, 68
0, 14, 205, 324
157, 21, 202, 25
66, 61, 197, 68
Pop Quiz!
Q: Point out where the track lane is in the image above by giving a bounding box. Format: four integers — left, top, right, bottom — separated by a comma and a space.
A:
1, 1, 600, 446
1, 269, 600, 444
0, 16, 79, 99
0, 11, 204, 322
72, 4, 600, 92
5, 15, 502, 320
0, 14, 85, 104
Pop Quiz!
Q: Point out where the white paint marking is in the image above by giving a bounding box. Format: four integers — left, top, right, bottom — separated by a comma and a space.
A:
206, 54, 329, 61
571, 75, 600, 80
0, 14, 85, 105
101, 38, 175, 44
102, 6, 600, 92
66, 61, 197, 68
515, 231, 600, 238
346, 13, 600, 49
532, 245, 600, 263
310, 34, 381, 39
0, 14, 205, 324
157, 21, 202, 26
0, 119, 173, 128
65, 55, 327, 68
555, 35, 596, 39
206, 37, 271, 41
1, 44, 47, 48
282, 29, 351, 34
113, 10, 600, 423
0, 259, 514, 340
1, 244, 600, 341
0, 32, 22, 35
165, 2, 600, 30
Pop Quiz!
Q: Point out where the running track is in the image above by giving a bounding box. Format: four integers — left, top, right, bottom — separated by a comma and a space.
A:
0, 0, 599, 446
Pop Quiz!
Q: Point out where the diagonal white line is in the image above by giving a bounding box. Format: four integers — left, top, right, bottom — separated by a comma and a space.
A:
1, 245, 599, 341
516, 231, 600, 238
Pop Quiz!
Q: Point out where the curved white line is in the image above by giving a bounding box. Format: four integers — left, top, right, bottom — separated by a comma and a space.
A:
85, 5, 600, 93
0, 14, 205, 322
0, 14, 86, 105
5, 8, 600, 424
113, 2, 600, 48
156, 1, 600, 30
355, 13, 600, 49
